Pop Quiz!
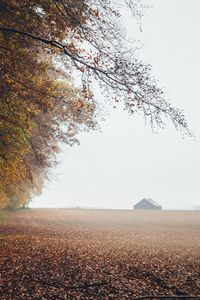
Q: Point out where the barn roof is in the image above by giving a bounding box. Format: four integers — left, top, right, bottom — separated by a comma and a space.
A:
135, 198, 161, 207
143, 198, 161, 207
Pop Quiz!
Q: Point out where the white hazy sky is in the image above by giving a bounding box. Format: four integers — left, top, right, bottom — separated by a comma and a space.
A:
32, 0, 200, 210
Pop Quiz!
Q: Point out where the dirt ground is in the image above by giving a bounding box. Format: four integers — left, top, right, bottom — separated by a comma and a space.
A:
0, 208, 200, 299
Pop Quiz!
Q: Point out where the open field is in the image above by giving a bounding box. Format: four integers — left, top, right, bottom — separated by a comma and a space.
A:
0, 209, 200, 299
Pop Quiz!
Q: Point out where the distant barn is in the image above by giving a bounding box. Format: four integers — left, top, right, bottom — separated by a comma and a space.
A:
133, 198, 162, 210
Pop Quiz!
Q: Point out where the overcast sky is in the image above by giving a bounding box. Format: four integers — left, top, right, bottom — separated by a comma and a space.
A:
31, 0, 200, 210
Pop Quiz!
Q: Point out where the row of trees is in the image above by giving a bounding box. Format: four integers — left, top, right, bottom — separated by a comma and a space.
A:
0, 0, 190, 208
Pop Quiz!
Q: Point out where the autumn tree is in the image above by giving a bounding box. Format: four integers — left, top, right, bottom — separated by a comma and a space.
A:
0, 0, 190, 208
0, 0, 95, 208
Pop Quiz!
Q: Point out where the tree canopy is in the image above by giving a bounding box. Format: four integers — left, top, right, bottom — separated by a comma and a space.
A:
0, 0, 190, 208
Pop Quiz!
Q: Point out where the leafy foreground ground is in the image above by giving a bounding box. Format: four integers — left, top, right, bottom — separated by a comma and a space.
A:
0, 209, 200, 299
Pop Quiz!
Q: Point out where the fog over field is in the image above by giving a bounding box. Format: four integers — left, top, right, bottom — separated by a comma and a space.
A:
32, 0, 200, 210
1, 209, 200, 298
2, 2, 200, 300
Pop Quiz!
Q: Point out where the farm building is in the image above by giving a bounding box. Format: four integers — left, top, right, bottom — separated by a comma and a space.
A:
133, 198, 162, 210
